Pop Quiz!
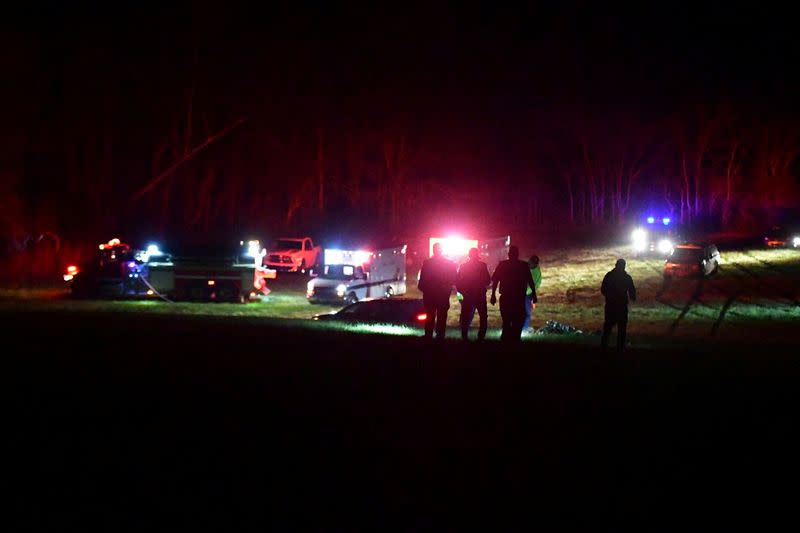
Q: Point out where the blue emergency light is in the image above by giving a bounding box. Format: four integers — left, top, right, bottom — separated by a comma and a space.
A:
647, 216, 655, 224
662, 217, 671, 225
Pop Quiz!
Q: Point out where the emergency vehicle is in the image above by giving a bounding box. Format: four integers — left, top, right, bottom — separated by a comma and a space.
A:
630, 215, 681, 257
64, 237, 151, 298
426, 235, 511, 270
306, 245, 407, 305
146, 239, 275, 303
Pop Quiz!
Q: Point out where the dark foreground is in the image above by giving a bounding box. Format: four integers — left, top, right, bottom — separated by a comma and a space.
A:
8, 310, 800, 530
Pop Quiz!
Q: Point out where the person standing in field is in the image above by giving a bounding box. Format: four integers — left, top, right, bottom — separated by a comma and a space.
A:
600, 258, 637, 351
523, 255, 542, 333
418, 242, 457, 340
456, 247, 491, 341
490, 245, 537, 342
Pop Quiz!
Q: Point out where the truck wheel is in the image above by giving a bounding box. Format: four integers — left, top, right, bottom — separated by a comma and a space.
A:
299, 259, 306, 273
385, 286, 394, 298
346, 292, 358, 305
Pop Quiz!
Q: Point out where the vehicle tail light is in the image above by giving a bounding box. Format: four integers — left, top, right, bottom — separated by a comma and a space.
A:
416, 313, 428, 322
208, 280, 216, 286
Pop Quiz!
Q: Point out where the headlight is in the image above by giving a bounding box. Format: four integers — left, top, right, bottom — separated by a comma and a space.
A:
657, 239, 673, 254
632, 229, 647, 251
336, 283, 347, 297
793, 236, 800, 248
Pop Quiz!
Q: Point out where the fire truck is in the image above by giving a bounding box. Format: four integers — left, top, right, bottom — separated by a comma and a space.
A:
65, 238, 275, 302
146, 239, 275, 303
306, 245, 407, 305
64, 238, 151, 298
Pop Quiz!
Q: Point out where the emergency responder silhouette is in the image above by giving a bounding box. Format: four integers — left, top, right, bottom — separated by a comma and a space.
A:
456, 247, 491, 341
490, 245, 537, 342
600, 258, 637, 351
418, 242, 457, 340
523, 255, 542, 333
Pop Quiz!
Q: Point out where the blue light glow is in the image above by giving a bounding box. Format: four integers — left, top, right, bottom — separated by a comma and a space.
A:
647, 216, 655, 224
662, 217, 671, 225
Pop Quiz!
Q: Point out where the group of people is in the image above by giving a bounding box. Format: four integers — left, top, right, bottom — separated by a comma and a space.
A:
418, 244, 637, 350
418, 243, 542, 342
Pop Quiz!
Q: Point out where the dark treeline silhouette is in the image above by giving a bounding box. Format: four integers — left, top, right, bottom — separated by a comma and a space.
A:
2, 3, 799, 281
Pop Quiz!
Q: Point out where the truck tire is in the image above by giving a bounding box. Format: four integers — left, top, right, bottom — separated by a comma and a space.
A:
346, 292, 358, 305
385, 286, 394, 298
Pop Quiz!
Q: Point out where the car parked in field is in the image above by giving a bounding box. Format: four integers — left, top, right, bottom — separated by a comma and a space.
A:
312, 297, 427, 327
664, 243, 720, 278
763, 225, 800, 248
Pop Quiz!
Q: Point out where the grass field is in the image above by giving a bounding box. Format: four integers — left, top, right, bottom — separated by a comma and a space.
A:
7, 243, 800, 528
3, 246, 798, 345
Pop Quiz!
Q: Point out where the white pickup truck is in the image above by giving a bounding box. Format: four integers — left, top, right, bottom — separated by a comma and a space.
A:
264, 237, 321, 272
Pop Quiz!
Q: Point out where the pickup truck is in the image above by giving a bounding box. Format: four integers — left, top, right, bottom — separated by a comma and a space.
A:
264, 237, 321, 272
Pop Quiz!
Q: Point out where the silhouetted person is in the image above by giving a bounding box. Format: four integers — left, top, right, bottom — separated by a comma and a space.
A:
601, 258, 637, 351
418, 242, 457, 340
491, 245, 537, 342
456, 247, 491, 341
523, 255, 542, 332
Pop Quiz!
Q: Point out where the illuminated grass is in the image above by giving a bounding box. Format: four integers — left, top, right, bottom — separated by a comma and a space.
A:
3, 246, 798, 345
0, 290, 339, 320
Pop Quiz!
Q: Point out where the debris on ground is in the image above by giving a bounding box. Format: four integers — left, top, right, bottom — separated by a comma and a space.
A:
532, 320, 584, 335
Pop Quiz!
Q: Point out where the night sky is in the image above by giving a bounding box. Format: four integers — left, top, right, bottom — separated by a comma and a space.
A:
2, 2, 799, 243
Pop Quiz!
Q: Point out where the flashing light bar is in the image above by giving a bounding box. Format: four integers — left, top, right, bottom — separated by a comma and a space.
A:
646, 216, 655, 224
429, 236, 479, 258
324, 248, 373, 266
662, 217, 671, 225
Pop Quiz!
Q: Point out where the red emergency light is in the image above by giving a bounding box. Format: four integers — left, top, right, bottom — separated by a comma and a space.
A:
428, 236, 479, 258
63, 265, 79, 282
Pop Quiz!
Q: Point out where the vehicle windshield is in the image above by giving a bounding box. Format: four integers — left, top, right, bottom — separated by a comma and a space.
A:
274, 240, 302, 250
669, 247, 703, 264
321, 264, 355, 279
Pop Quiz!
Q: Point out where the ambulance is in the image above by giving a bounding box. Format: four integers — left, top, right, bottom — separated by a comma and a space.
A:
306, 245, 407, 305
